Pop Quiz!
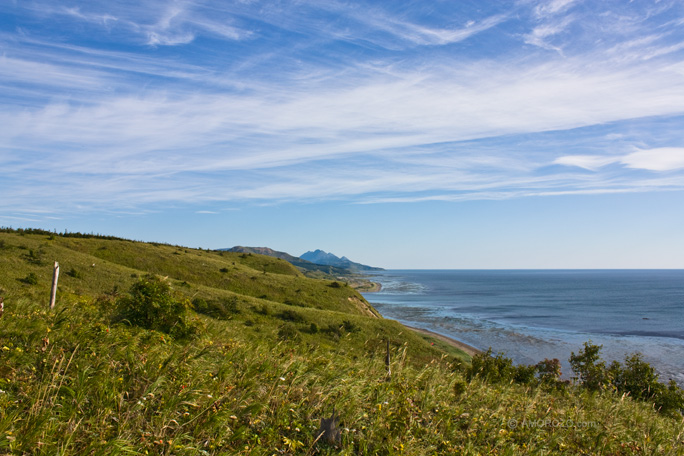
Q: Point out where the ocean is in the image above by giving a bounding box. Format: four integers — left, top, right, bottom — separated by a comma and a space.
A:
361, 270, 684, 385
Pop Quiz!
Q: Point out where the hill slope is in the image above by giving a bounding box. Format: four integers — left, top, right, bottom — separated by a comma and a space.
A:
0, 228, 682, 455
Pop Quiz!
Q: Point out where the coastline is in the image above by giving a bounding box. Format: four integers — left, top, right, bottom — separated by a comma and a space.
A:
349, 279, 382, 292
404, 324, 482, 357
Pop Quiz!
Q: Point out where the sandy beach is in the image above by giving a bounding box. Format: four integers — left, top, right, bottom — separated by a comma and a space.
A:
405, 325, 481, 357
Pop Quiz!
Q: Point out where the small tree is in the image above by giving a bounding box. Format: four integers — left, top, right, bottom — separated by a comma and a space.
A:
569, 341, 607, 391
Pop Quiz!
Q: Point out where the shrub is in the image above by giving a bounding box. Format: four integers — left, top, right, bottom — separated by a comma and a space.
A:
342, 320, 360, 333
66, 267, 83, 279
193, 296, 240, 320
309, 322, 319, 334
23, 249, 44, 265
20, 272, 39, 285
536, 358, 562, 386
512, 363, 537, 385
569, 341, 607, 391
116, 275, 198, 339
277, 323, 300, 341
467, 348, 515, 383
254, 303, 270, 316
453, 379, 467, 398
324, 323, 343, 340
278, 309, 305, 323
568, 342, 684, 415
611, 353, 684, 415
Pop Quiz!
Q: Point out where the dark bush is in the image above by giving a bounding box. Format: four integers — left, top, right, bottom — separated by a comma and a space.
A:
536, 358, 562, 386
453, 379, 467, 398
342, 320, 360, 333
116, 275, 198, 339
467, 348, 515, 383
324, 324, 343, 340
20, 272, 39, 285
569, 342, 684, 415
253, 304, 270, 316
278, 309, 305, 323
193, 296, 241, 320
278, 323, 300, 341
66, 267, 83, 279
513, 364, 537, 385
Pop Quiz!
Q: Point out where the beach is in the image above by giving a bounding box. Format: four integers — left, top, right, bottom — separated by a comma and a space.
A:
405, 325, 481, 357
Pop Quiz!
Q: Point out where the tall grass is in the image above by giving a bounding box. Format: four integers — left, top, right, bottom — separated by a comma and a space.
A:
1, 230, 683, 454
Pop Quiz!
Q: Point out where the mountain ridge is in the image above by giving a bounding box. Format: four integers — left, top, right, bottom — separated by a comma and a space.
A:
300, 249, 383, 272
223, 246, 358, 276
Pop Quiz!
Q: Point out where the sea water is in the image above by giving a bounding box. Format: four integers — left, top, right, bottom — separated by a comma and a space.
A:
361, 270, 684, 385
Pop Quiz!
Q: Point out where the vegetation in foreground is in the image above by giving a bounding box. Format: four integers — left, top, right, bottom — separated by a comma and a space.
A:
0, 229, 683, 455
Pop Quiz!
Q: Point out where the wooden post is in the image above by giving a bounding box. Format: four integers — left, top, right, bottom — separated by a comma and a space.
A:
318, 408, 341, 444
49, 262, 59, 309
385, 339, 391, 379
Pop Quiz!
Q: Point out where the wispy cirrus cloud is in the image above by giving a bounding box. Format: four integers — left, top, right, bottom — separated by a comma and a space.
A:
1, 0, 684, 219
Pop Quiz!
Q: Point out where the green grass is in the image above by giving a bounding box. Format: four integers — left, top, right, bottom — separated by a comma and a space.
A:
0, 230, 682, 455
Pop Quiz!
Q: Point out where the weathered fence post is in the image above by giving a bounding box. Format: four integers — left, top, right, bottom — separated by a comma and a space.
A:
317, 407, 341, 445
385, 339, 391, 380
49, 261, 59, 309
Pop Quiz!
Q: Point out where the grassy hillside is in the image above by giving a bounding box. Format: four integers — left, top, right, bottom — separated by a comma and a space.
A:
1, 229, 683, 455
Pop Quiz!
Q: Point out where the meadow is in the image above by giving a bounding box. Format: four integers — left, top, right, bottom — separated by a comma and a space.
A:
0, 229, 682, 455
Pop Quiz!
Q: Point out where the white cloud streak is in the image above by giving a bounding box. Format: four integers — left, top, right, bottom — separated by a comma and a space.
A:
555, 148, 684, 172
2, 0, 684, 216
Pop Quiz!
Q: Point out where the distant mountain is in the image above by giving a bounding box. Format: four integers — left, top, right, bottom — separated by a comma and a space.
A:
300, 249, 383, 272
223, 246, 352, 275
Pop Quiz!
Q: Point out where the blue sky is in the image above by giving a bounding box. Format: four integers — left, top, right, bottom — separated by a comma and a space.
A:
2, 0, 684, 268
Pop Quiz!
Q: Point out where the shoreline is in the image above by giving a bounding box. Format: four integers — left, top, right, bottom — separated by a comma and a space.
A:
404, 324, 482, 357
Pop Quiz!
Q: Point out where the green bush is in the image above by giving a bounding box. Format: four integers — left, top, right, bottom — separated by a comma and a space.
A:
569, 342, 684, 415
278, 309, 305, 323
116, 275, 199, 339
512, 363, 537, 385
66, 267, 83, 279
193, 296, 240, 320
20, 272, 39, 285
342, 319, 360, 333
467, 348, 515, 383
610, 353, 684, 415
536, 358, 563, 386
277, 323, 300, 341
569, 341, 607, 391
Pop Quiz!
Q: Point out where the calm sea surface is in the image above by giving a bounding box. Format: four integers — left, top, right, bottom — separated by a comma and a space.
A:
361, 270, 684, 384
